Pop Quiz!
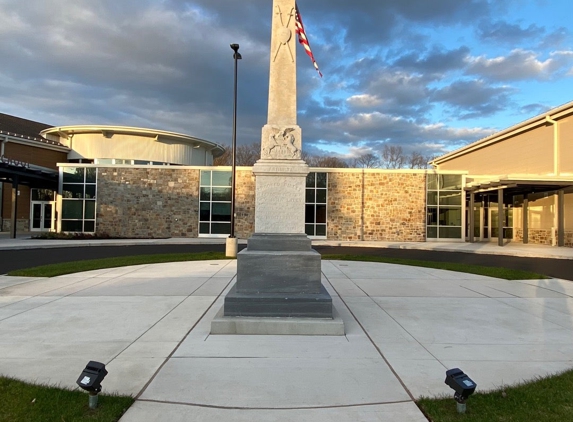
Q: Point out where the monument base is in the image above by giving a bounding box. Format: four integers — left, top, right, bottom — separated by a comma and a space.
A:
211, 234, 343, 335
210, 304, 345, 336
223, 283, 332, 317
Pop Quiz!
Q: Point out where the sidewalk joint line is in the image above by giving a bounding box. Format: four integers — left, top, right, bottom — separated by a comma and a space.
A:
136, 397, 413, 410
133, 272, 236, 400
323, 271, 418, 403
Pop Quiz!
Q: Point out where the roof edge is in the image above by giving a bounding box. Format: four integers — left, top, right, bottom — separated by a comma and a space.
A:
431, 99, 573, 166
40, 125, 225, 155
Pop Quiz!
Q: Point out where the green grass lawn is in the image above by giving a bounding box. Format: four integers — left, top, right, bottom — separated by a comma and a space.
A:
8, 252, 547, 280
7, 251, 228, 277
418, 368, 573, 421
321, 254, 547, 280
3, 370, 572, 422
0, 376, 134, 422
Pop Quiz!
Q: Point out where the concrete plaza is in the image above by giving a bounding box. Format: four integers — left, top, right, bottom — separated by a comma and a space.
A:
1, 255, 573, 421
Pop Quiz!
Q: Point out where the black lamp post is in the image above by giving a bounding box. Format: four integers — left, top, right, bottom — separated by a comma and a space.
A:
230, 43, 241, 240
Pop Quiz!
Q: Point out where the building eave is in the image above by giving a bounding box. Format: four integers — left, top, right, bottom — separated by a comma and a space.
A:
40, 125, 225, 157
0, 131, 70, 152
430, 100, 573, 167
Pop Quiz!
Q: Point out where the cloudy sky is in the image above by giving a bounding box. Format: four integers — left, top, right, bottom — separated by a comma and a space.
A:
1, 0, 572, 160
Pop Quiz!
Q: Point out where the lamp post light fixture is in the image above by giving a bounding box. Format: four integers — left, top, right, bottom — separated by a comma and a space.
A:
226, 43, 241, 258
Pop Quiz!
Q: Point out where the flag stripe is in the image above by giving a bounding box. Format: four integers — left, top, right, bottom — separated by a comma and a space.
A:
295, 3, 323, 77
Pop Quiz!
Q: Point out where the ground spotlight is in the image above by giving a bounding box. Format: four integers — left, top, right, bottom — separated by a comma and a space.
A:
76, 361, 108, 409
445, 368, 476, 414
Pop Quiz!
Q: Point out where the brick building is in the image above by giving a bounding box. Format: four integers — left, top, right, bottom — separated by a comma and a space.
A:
1, 104, 572, 247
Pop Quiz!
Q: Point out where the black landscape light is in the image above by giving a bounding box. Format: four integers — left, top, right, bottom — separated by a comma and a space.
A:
76, 361, 108, 409
445, 368, 477, 414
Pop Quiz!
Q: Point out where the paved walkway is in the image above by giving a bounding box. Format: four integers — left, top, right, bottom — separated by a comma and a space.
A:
1, 259, 572, 421
2, 231, 573, 260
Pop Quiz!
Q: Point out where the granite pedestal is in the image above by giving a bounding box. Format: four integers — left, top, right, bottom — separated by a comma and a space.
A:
212, 234, 344, 335
225, 234, 332, 318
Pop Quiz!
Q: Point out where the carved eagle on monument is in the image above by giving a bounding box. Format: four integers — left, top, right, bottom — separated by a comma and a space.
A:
264, 127, 299, 159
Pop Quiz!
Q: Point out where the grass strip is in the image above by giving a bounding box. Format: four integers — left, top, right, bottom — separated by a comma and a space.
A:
417, 368, 573, 422
7, 252, 227, 277
8, 252, 546, 280
0, 376, 134, 422
321, 254, 547, 280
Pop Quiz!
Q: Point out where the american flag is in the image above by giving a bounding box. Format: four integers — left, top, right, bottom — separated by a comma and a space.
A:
295, 3, 323, 78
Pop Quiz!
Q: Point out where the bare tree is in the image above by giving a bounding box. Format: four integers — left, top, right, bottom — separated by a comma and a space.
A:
307, 155, 349, 168
381, 145, 405, 169
407, 151, 427, 169
213, 147, 231, 166
235, 142, 260, 166
213, 142, 260, 166
300, 150, 312, 163
352, 152, 380, 168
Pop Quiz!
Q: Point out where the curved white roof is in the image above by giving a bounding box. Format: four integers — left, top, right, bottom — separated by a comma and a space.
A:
40, 125, 225, 157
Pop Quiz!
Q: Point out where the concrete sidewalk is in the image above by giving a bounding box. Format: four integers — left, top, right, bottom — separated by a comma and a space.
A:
1, 231, 573, 260
1, 259, 572, 421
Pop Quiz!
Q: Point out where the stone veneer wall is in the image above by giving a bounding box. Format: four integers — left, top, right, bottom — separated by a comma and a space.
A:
1, 219, 30, 233
327, 171, 426, 241
515, 228, 573, 247
234, 169, 256, 238
364, 173, 426, 241
97, 167, 200, 238
96, 167, 256, 239
327, 172, 363, 240
95, 168, 427, 241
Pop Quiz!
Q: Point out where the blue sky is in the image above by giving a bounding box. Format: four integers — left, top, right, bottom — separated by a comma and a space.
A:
1, 0, 572, 161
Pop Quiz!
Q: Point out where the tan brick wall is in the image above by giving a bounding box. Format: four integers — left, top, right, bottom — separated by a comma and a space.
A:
1, 218, 29, 232
515, 228, 573, 247
364, 173, 426, 241
94, 168, 427, 241
327, 172, 363, 240
234, 169, 255, 238
97, 167, 200, 238
96, 167, 256, 239
327, 171, 426, 241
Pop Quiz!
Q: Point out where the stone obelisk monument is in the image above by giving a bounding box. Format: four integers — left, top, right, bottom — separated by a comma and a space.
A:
213, 0, 341, 333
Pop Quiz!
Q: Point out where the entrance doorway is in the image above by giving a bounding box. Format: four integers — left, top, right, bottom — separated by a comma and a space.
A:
468, 197, 513, 242
489, 203, 513, 240
30, 189, 55, 232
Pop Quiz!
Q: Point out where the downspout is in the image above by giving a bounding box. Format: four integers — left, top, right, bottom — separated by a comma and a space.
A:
546, 115, 559, 246
360, 169, 365, 241
0, 136, 7, 231
545, 115, 559, 176
1, 136, 7, 156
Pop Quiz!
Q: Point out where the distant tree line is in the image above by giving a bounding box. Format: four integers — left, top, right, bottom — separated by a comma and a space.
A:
214, 142, 433, 169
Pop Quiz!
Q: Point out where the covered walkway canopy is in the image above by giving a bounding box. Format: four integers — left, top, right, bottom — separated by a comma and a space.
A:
0, 156, 58, 238
465, 176, 573, 246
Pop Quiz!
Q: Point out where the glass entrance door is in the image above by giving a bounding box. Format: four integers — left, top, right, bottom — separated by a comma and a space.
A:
31, 202, 54, 232
489, 203, 513, 240
30, 189, 55, 232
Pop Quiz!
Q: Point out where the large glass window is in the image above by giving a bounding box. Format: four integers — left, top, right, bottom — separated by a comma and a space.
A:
305, 172, 327, 238
60, 167, 97, 232
199, 170, 232, 236
427, 174, 463, 239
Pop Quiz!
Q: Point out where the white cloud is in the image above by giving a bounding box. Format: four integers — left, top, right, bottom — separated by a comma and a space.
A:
466, 49, 573, 81
420, 123, 495, 141
346, 94, 383, 108
1, 0, 572, 161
